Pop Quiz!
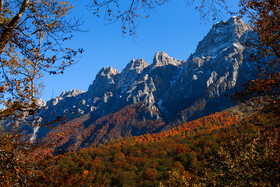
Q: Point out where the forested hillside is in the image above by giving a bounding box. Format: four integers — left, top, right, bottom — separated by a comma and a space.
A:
17, 107, 278, 186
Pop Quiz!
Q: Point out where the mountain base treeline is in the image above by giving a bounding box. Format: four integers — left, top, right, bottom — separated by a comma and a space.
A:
3, 105, 277, 186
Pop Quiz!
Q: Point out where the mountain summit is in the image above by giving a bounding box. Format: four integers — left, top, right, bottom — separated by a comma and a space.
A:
33, 17, 257, 148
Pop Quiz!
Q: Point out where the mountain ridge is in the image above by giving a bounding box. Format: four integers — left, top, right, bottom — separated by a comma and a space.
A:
32, 17, 258, 148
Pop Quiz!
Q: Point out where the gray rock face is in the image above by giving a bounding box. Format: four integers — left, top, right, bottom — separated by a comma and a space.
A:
87, 67, 119, 97
152, 51, 184, 68
37, 89, 89, 124
194, 17, 251, 58
35, 17, 257, 133
117, 59, 149, 89
60, 89, 85, 98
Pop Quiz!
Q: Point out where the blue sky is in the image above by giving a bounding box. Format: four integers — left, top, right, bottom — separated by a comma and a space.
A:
41, 0, 240, 102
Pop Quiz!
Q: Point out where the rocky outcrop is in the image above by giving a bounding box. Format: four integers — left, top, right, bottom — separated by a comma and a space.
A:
151, 51, 184, 68
116, 59, 149, 96
193, 17, 251, 58
87, 67, 119, 97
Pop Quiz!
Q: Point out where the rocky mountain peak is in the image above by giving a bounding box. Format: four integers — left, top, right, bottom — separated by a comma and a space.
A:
117, 59, 149, 89
230, 16, 251, 37
193, 17, 251, 58
124, 59, 149, 74
87, 66, 119, 97
152, 51, 183, 68
60, 89, 85, 98
97, 66, 119, 78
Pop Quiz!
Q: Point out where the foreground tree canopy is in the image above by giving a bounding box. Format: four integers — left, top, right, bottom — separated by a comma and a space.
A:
0, 0, 83, 120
